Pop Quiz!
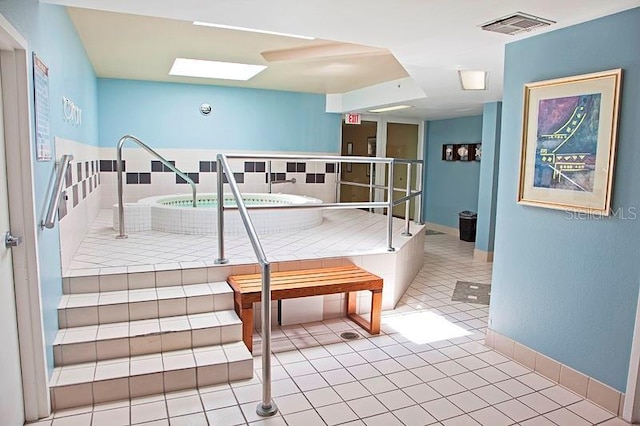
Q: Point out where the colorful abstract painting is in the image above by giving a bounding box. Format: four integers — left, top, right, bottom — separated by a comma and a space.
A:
534, 93, 601, 192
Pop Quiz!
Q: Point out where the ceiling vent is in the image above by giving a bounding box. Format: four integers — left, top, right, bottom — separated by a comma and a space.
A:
481, 12, 555, 35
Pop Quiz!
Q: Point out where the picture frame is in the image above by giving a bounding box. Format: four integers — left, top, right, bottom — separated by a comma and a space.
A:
474, 143, 482, 161
442, 144, 457, 161
518, 69, 622, 215
456, 144, 471, 161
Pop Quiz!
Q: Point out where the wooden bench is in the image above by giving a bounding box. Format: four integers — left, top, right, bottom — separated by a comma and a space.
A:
227, 265, 383, 352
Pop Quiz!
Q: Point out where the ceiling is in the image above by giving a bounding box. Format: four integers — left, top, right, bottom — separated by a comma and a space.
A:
47, 0, 640, 120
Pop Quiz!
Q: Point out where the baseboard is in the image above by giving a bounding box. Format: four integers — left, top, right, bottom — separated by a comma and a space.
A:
474, 249, 494, 263
425, 221, 458, 236
486, 328, 625, 417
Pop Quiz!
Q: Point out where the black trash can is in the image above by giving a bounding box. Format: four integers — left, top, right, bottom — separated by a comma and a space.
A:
459, 211, 477, 242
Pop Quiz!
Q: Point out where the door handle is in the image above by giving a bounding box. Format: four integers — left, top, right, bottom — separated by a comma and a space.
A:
5, 231, 22, 248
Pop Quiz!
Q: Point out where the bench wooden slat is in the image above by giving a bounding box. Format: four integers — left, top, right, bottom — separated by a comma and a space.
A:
227, 264, 383, 352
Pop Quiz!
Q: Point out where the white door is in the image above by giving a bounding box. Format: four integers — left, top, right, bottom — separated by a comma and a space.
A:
0, 57, 25, 426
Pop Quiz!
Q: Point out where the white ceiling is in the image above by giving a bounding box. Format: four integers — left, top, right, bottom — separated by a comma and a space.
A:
46, 0, 640, 120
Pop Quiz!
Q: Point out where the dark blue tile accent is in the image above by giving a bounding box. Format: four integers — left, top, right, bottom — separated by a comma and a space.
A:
162, 161, 176, 172
326, 163, 335, 173
316, 173, 325, 184
286, 162, 296, 173
139, 173, 151, 184
100, 160, 112, 172
82, 180, 87, 199
88, 177, 93, 193
58, 190, 67, 220
306, 173, 316, 183
76, 162, 83, 182
85, 162, 90, 177
151, 161, 163, 172
72, 185, 79, 207
234, 172, 244, 183
176, 172, 200, 184
91, 161, 95, 175
200, 161, 211, 173
126, 173, 139, 184
65, 164, 73, 188
296, 163, 306, 173
255, 162, 265, 172
211, 161, 217, 173
245, 162, 255, 172
276, 173, 285, 181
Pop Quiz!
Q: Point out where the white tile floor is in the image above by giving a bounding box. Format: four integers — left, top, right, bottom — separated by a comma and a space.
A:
36, 233, 626, 425
65, 209, 420, 273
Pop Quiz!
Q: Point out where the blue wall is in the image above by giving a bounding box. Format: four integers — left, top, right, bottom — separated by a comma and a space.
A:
0, 0, 99, 373
424, 116, 482, 228
491, 7, 640, 391
98, 79, 341, 152
475, 102, 502, 253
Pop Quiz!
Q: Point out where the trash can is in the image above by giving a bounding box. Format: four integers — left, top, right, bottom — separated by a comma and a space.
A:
458, 211, 477, 242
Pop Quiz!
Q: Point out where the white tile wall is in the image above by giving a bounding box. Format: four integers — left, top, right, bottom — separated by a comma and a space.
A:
57, 137, 103, 273
99, 147, 339, 209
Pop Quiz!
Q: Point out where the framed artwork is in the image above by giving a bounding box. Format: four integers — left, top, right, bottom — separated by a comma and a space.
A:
518, 69, 622, 215
457, 144, 471, 161
474, 143, 482, 161
442, 144, 457, 161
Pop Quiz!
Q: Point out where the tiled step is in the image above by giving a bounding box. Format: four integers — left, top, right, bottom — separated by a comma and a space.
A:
53, 311, 242, 367
58, 282, 234, 328
49, 342, 253, 410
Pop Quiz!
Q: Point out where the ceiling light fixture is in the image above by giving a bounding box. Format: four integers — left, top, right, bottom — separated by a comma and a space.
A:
368, 105, 413, 113
193, 21, 315, 40
458, 70, 487, 90
169, 58, 266, 81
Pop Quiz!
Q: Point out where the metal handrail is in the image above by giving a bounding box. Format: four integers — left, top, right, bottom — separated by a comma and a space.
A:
214, 152, 424, 418
41, 154, 74, 229
116, 135, 197, 238
215, 154, 278, 418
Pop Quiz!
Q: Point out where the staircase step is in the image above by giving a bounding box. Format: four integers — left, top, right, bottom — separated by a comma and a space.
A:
58, 282, 234, 328
49, 342, 253, 410
53, 311, 242, 367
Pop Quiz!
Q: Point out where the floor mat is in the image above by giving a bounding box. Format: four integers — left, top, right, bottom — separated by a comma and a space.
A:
452, 281, 491, 305
425, 229, 445, 235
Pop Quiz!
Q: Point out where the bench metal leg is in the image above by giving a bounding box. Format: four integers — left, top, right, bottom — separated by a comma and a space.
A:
346, 290, 382, 335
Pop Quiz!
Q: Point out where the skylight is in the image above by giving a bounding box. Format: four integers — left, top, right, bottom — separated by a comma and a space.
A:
458, 70, 487, 90
193, 21, 315, 40
169, 58, 266, 81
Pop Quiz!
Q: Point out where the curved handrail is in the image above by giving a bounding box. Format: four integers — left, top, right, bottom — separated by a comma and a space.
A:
116, 135, 196, 238
41, 154, 74, 229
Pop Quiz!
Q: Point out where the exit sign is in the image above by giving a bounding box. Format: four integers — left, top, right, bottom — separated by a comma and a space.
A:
345, 113, 361, 125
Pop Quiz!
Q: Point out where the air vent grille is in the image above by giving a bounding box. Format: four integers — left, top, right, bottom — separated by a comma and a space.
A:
481, 12, 555, 35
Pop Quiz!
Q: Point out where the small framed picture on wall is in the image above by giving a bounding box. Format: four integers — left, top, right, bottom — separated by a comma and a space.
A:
456, 144, 470, 161
442, 144, 457, 161
474, 143, 482, 161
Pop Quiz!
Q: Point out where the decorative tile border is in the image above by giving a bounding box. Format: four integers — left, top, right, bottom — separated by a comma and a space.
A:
486, 328, 625, 417
59, 159, 100, 220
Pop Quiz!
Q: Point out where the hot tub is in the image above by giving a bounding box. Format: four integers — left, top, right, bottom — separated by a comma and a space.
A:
113, 193, 323, 235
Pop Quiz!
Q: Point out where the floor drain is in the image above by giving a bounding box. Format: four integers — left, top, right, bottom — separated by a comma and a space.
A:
340, 331, 360, 341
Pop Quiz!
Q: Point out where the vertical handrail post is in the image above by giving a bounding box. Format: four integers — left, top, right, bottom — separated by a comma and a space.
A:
416, 162, 424, 225
215, 157, 228, 264
335, 162, 340, 203
116, 139, 127, 239
257, 261, 277, 416
267, 161, 272, 194
369, 162, 374, 212
387, 161, 395, 252
402, 162, 412, 236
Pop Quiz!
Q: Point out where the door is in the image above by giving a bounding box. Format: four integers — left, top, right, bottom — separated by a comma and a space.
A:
386, 122, 419, 218
340, 120, 377, 204
0, 59, 25, 426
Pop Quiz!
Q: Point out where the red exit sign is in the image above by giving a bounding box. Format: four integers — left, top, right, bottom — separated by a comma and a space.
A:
344, 113, 361, 125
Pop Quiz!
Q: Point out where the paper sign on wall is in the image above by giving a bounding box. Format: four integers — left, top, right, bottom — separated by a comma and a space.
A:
33, 53, 51, 161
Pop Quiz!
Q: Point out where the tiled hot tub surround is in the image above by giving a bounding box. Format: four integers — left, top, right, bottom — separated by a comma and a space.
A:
99, 148, 339, 209
114, 193, 324, 235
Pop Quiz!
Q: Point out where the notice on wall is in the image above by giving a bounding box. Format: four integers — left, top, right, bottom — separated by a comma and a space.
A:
33, 53, 51, 161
